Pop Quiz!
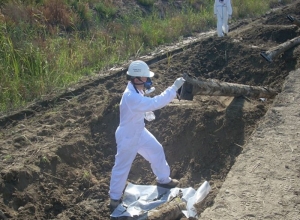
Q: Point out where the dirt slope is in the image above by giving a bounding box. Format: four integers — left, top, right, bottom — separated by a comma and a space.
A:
1, 1, 300, 220
201, 68, 300, 220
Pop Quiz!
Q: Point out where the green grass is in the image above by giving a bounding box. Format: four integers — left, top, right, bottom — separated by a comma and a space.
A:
234, 0, 270, 17
0, 0, 293, 113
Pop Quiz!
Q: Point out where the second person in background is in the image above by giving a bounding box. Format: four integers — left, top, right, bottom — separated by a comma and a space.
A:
214, 0, 233, 37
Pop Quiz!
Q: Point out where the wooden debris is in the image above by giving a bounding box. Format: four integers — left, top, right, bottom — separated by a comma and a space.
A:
260, 36, 300, 62
179, 73, 278, 100
146, 199, 186, 220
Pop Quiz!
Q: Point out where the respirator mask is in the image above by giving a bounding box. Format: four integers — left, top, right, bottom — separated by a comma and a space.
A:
134, 77, 155, 94
144, 78, 155, 94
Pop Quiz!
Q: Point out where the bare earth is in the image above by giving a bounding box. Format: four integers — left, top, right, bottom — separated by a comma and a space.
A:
1, 1, 300, 220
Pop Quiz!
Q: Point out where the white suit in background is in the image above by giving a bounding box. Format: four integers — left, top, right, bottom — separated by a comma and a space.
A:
214, 0, 233, 37
109, 60, 185, 202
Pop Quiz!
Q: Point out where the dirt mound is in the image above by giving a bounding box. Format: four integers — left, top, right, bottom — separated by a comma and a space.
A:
1, 1, 300, 219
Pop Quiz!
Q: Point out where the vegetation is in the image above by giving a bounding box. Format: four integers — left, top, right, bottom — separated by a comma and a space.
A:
0, 0, 293, 113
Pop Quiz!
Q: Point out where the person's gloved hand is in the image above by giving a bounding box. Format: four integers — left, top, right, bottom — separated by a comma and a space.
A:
173, 77, 185, 90
229, 15, 232, 20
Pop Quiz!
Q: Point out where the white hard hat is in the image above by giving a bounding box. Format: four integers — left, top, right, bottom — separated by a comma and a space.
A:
127, 60, 154, 77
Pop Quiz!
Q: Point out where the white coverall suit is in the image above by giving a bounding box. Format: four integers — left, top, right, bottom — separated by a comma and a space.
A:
109, 82, 178, 200
214, 0, 233, 37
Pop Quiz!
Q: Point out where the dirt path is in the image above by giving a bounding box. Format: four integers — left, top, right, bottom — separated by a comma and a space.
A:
0, 1, 300, 220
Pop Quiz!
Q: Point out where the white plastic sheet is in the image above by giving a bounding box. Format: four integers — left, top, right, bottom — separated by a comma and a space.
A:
110, 181, 211, 218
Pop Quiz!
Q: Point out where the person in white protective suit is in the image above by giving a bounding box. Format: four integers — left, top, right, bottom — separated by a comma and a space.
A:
214, 0, 233, 37
109, 60, 185, 212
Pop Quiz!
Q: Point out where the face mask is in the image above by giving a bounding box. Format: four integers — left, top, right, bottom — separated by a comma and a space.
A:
133, 77, 155, 94
144, 77, 152, 90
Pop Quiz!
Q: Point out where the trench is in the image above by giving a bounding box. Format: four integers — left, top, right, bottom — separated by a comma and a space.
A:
1, 8, 300, 219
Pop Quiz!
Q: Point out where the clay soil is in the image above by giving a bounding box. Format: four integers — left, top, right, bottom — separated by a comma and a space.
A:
1, 1, 300, 220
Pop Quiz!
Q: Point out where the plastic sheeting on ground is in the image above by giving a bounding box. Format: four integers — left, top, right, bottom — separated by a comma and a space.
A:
111, 181, 211, 219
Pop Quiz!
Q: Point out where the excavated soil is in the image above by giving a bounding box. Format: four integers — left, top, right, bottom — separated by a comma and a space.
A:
1, 1, 300, 219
